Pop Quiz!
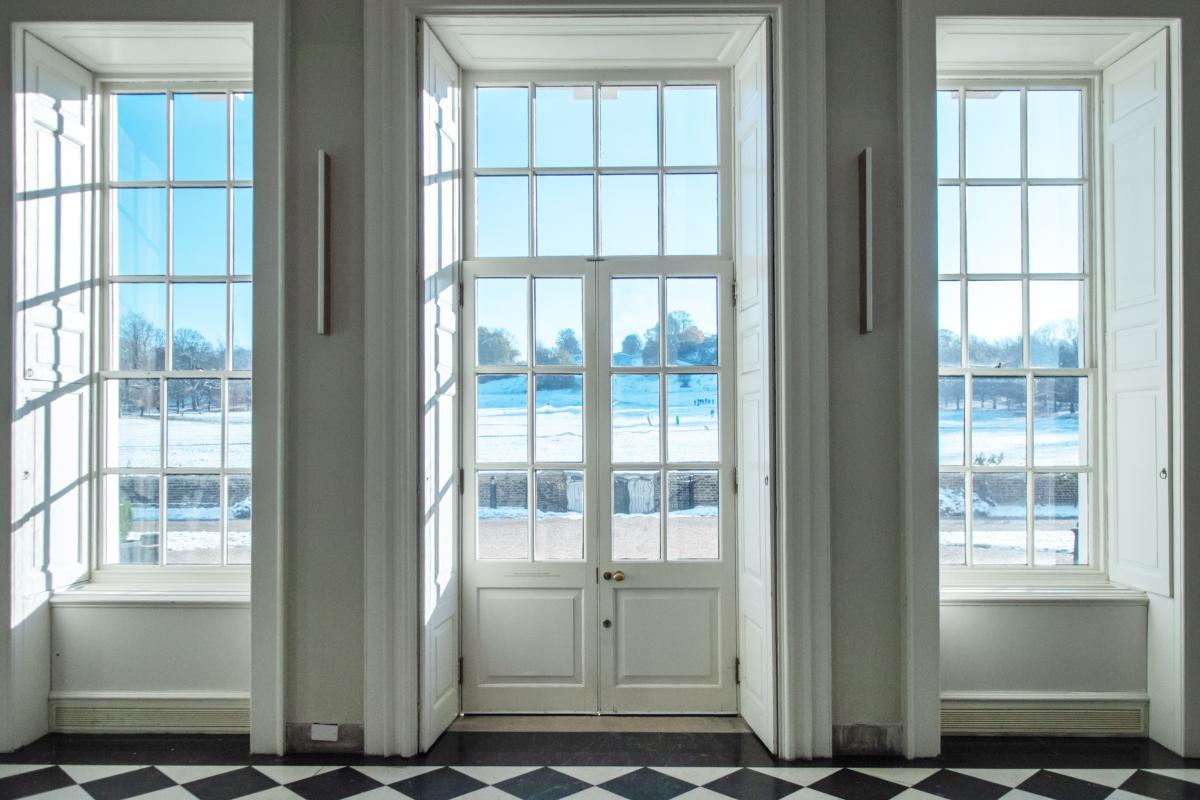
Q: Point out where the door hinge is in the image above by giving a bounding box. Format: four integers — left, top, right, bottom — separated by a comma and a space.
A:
458, 656, 464, 685
731, 280, 738, 307
596, 567, 600, 584
458, 280, 465, 306
732, 466, 738, 495
458, 467, 465, 494
735, 657, 741, 685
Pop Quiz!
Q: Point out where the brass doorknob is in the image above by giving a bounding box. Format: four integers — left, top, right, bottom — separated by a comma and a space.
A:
603, 570, 626, 582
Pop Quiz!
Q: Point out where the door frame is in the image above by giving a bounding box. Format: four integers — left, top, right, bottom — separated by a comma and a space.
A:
363, 0, 833, 759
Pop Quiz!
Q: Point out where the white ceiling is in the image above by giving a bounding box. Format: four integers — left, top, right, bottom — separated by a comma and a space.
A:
22, 22, 253, 78
424, 15, 763, 71
937, 18, 1167, 72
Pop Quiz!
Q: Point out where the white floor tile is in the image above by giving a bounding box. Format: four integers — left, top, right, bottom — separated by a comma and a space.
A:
59, 764, 147, 783
451, 765, 541, 784
0, 765, 49, 780
251, 765, 329, 783
157, 764, 247, 784
350, 765, 441, 784
750, 766, 841, 785
129, 787, 198, 800
948, 768, 1040, 788
1047, 768, 1136, 788
20, 787, 93, 800
552, 765, 641, 784
1145, 768, 1200, 785
849, 767, 940, 786
651, 766, 741, 784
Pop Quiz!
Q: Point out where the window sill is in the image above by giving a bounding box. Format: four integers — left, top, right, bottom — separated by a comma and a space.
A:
940, 585, 1148, 606
51, 568, 251, 608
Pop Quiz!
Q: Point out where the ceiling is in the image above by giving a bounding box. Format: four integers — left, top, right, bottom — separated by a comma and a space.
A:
21, 22, 253, 78
424, 15, 764, 71
937, 18, 1167, 72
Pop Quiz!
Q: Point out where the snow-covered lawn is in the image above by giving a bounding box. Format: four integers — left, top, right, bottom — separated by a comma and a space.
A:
477, 507, 719, 560
114, 409, 251, 468
940, 406, 1084, 466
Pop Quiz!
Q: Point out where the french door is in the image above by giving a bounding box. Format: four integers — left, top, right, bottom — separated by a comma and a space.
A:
461, 257, 736, 713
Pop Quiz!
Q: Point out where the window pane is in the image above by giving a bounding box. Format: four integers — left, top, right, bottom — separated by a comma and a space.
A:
172, 283, 227, 370
1030, 280, 1082, 368
666, 277, 718, 366
534, 277, 583, 365
534, 86, 593, 167
165, 474, 222, 564
972, 472, 1028, 565
476, 87, 528, 168
536, 175, 594, 256
232, 283, 253, 370
939, 472, 965, 565
938, 377, 964, 466
667, 470, 718, 560
664, 85, 718, 167
115, 94, 167, 181
173, 188, 228, 276
612, 374, 660, 463
108, 378, 161, 468
227, 474, 252, 565
1028, 90, 1081, 179
476, 277, 528, 365
966, 186, 1021, 273
477, 375, 528, 463
611, 277, 659, 366
167, 378, 222, 468
228, 379, 252, 468
600, 85, 658, 167
535, 469, 583, 560
972, 376, 1027, 467
1029, 186, 1081, 274
476, 176, 529, 257
233, 92, 253, 181
234, 187, 253, 274
936, 90, 960, 179
937, 186, 961, 274
600, 174, 659, 256
477, 470, 529, 559
1034, 377, 1087, 466
938, 281, 962, 367
114, 283, 166, 371
664, 173, 718, 255
667, 374, 718, 462
113, 475, 160, 564
113, 188, 166, 276
613, 471, 660, 560
173, 93, 228, 181
967, 281, 1022, 368
1035, 473, 1087, 565
535, 374, 583, 463
965, 90, 1020, 178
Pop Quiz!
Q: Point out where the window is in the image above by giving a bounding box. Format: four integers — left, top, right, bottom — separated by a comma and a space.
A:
100, 86, 253, 566
937, 84, 1094, 570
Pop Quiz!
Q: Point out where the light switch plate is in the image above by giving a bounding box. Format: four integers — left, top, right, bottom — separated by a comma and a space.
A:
310, 723, 339, 742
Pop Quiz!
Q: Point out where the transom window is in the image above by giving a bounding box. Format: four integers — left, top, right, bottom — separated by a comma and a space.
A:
936, 83, 1094, 569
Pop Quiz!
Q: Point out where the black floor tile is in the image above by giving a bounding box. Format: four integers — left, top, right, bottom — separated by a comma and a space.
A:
0, 766, 76, 800
1017, 769, 1114, 800
493, 766, 590, 800
81, 767, 176, 800
184, 766, 280, 800
704, 767, 803, 799
391, 767, 487, 800
809, 769, 908, 800
599, 767, 697, 800
286, 766, 383, 800
1120, 771, 1200, 800
914, 768, 1011, 800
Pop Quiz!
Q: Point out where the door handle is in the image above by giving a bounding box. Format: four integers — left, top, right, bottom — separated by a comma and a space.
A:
603, 570, 626, 582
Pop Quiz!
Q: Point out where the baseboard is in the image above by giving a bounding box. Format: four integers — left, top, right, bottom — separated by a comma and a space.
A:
49, 691, 250, 734
941, 691, 1148, 736
832, 724, 904, 755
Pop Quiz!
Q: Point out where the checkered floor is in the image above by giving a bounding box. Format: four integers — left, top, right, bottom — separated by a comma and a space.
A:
2, 764, 1199, 800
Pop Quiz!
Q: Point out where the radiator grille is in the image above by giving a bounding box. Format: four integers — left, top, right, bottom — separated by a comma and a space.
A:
52, 702, 249, 733
942, 706, 1145, 736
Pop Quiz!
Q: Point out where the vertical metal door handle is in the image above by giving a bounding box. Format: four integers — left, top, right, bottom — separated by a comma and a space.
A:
317, 150, 332, 335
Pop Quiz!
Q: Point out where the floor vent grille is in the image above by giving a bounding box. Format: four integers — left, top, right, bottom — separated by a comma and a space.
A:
51, 694, 250, 733
942, 700, 1146, 736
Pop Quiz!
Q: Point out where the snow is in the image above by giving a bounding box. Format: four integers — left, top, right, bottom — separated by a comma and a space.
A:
115, 409, 251, 468
940, 406, 1084, 466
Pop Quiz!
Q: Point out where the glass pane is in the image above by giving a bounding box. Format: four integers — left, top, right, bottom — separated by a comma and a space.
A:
536, 175, 593, 256
477, 470, 529, 559
937, 186, 961, 274
611, 277, 659, 366
667, 277, 718, 366
233, 92, 253, 181
1028, 90, 1082, 179
966, 186, 1021, 274
113, 188, 166, 276
1035, 473, 1086, 565
967, 281, 1022, 368
173, 93, 228, 181
114, 283, 166, 371
114, 475, 160, 565
938, 281, 962, 367
939, 472, 965, 565
535, 374, 583, 463
600, 85, 658, 167
167, 378, 222, 467
1034, 377, 1087, 466
535, 278, 583, 366
476, 277, 528, 365
936, 90, 960, 180
227, 475, 252, 565
535, 470, 584, 560
476, 176, 529, 257
612, 374, 660, 463
664, 85, 718, 167
667, 374, 718, 462
165, 474, 222, 565
232, 283, 253, 370
1030, 280, 1082, 368
477, 375, 528, 464
534, 86, 593, 167
1029, 186, 1081, 274
234, 187, 253, 274
476, 87, 528, 168
972, 472, 1028, 565
667, 470, 718, 560
172, 283, 227, 370
965, 90, 1020, 178
600, 174, 659, 256
228, 379, 252, 469
938, 377, 964, 466
972, 376, 1027, 467
108, 378, 161, 468
664, 173, 718, 255
115, 94, 167, 181
173, 188, 228, 276
613, 471, 660, 560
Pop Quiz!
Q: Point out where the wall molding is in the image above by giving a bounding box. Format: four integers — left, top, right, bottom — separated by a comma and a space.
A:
49, 691, 250, 734
940, 588, 1149, 606
941, 691, 1149, 737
